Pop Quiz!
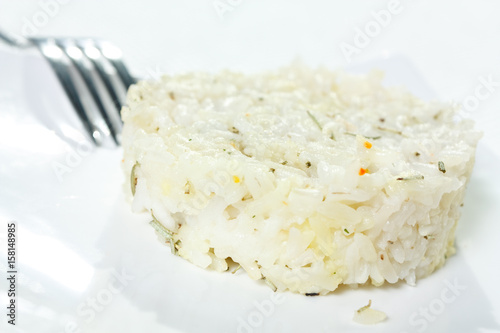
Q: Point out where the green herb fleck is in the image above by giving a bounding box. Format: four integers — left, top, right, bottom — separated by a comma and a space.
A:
377, 126, 402, 135
231, 264, 241, 274
306, 110, 322, 131
397, 175, 425, 181
150, 214, 174, 241
150, 212, 179, 255
263, 277, 277, 292
130, 162, 140, 196
438, 161, 446, 173
252, 215, 256, 218
306, 161, 312, 168
345, 132, 381, 140
357, 300, 372, 313
344, 228, 349, 234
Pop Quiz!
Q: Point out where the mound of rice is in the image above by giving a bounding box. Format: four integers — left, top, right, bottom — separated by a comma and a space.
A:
121, 64, 481, 295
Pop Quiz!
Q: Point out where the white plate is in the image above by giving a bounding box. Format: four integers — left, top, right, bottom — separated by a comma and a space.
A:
1, 48, 499, 333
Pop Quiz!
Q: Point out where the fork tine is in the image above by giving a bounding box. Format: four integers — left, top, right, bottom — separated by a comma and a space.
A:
78, 40, 125, 114
32, 38, 115, 147
97, 41, 137, 89
31, 38, 100, 145
3, 26, 135, 147
57, 38, 120, 145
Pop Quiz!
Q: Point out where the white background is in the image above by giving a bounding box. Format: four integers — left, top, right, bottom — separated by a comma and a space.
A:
0, 1, 499, 333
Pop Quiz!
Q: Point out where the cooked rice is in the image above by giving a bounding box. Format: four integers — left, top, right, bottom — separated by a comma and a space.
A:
121, 64, 481, 295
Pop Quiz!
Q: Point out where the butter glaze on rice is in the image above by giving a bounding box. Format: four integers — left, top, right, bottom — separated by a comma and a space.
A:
121, 64, 481, 295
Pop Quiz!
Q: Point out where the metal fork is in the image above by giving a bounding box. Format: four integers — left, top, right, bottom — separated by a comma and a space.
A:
0, 28, 136, 146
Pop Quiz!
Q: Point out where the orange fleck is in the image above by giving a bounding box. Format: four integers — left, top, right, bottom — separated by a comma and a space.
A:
245, 113, 250, 117
359, 168, 369, 176
282, 201, 288, 206
230, 142, 236, 148
233, 176, 240, 183
121, 159, 124, 163
364, 141, 372, 149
